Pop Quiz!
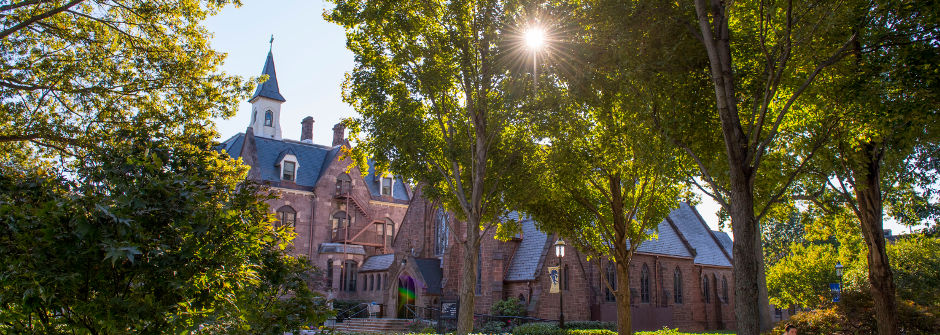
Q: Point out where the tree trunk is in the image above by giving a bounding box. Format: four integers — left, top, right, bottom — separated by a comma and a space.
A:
616, 261, 633, 335
693, 0, 773, 331
728, 181, 764, 335
852, 142, 898, 335
457, 232, 479, 335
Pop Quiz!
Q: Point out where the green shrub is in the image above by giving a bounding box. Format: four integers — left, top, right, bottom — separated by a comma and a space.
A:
567, 329, 616, 335
512, 322, 565, 335
770, 290, 940, 335
477, 320, 509, 334
563, 321, 617, 331
635, 328, 683, 335
491, 297, 528, 317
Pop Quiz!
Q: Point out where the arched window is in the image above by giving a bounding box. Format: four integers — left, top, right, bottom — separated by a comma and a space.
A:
641, 264, 651, 303
264, 110, 273, 126
722, 276, 728, 303
335, 173, 351, 195
518, 293, 526, 304
327, 259, 334, 289
434, 209, 450, 256
703, 275, 710, 303
331, 212, 349, 239
378, 273, 383, 290
673, 267, 683, 304
476, 248, 482, 294
276, 205, 296, 228
604, 262, 617, 302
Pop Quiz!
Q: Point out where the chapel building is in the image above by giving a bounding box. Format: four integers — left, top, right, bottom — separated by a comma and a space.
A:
221, 49, 737, 332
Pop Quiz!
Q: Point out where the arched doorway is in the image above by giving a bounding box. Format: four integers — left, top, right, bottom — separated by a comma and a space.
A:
397, 276, 416, 318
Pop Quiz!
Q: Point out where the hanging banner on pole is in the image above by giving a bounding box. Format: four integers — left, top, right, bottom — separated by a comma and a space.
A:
548, 266, 560, 293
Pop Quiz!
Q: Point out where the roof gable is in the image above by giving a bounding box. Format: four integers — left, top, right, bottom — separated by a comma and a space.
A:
668, 203, 732, 267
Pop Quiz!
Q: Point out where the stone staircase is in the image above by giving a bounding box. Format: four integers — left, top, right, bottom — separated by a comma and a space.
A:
331, 318, 415, 333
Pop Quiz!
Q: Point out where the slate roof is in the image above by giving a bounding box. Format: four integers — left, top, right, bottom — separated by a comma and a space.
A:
505, 212, 548, 281
713, 230, 733, 260
361, 254, 394, 272
414, 258, 443, 295
318, 243, 366, 255
221, 133, 332, 188
667, 203, 732, 267
365, 162, 411, 201
633, 222, 694, 258
250, 50, 286, 102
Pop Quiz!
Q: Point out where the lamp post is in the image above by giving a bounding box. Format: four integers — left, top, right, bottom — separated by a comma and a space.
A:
835, 261, 844, 293
554, 238, 566, 328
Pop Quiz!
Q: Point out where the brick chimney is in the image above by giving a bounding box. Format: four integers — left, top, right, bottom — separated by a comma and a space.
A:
332, 122, 346, 147
300, 116, 314, 143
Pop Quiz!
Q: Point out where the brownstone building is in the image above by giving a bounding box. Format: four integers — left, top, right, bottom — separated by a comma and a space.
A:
222, 50, 737, 332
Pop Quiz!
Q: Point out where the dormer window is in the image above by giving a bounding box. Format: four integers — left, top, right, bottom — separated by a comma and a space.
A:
282, 161, 295, 181
381, 176, 393, 196
264, 110, 273, 127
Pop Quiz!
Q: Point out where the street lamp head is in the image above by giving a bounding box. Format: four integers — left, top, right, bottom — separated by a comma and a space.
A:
554, 238, 566, 258
835, 261, 843, 277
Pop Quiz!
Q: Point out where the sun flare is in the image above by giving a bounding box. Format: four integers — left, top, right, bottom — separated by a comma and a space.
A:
524, 27, 545, 50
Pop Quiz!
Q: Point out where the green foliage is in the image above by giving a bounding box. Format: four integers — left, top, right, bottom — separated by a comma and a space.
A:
490, 298, 527, 317
0, 0, 253, 163
888, 236, 940, 306
562, 321, 616, 331
478, 320, 510, 334
0, 126, 331, 333
567, 330, 616, 335
772, 290, 940, 335
766, 243, 839, 309
512, 322, 565, 335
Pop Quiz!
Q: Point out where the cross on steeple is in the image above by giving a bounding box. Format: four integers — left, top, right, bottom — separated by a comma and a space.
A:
269, 34, 274, 51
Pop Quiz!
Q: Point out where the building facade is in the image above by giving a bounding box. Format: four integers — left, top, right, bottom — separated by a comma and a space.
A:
221, 50, 737, 332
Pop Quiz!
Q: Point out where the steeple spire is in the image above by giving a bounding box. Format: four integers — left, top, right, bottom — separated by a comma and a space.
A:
250, 40, 286, 102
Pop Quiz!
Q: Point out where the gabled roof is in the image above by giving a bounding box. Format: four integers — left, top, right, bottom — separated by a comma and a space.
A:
667, 203, 733, 267
633, 222, 694, 258
712, 230, 733, 260
250, 50, 286, 102
505, 212, 548, 281
365, 162, 411, 201
221, 133, 332, 188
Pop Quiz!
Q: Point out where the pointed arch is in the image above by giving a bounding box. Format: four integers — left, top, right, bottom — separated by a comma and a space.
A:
673, 266, 683, 304
641, 263, 651, 303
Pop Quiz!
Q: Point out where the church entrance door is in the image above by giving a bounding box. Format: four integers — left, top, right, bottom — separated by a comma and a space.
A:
397, 276, 416, 318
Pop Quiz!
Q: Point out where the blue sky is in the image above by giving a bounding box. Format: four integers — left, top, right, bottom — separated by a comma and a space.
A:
204, 1, 914, 237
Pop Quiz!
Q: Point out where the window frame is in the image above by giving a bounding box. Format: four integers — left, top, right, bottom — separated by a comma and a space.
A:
264, 110, 273, 127
640, 263, 651, 303
276, 205, 296, 228
282, 160, 296, 181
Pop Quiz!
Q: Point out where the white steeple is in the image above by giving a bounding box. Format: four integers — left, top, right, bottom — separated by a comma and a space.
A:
249, 40, 286, 140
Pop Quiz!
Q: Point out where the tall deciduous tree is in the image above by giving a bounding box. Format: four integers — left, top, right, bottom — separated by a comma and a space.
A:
325, 1, 534, 333
797, 2, 940, 332
517, 1, 696, 333
667, 1, 864, 332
